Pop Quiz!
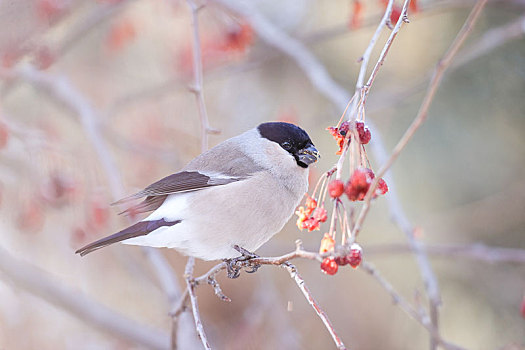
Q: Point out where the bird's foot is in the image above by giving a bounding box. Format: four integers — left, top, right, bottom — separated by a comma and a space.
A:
223, 245, 262, 279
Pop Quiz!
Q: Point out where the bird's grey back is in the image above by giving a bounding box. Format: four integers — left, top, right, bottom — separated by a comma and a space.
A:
183, 131, 265, 177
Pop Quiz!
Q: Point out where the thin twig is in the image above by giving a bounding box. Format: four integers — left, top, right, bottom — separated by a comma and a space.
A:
352, 2, 488, 348
185, 257, 212, 350
214, 0, 349, 108
179, 252, 346, 350
210, 2, 444, 347
188, 0, 216, 152
179, 1, 219, 348
362, 0, 412, 102
282, 262, 347, 350
369, 13, 525, 115
366, 243, 525, 264
355, 0, 489, 235
6, 65, 185, 344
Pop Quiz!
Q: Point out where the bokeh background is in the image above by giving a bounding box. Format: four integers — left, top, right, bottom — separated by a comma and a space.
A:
0, 0, 524, 349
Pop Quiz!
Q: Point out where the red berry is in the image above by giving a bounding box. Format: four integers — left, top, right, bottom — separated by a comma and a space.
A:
328, 180, 345, 198
339, 121, 350, 136
376, 178, 389, 196
355, 121, 371, 144
320, 257, 338, 275
313, 207, 328, 223
345, 168, 375, 201
303, 217, 320, 232
334, 256, 348, 266
347, 243, 363, 269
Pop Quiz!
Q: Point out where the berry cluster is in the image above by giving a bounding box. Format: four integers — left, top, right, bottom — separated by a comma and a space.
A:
321, 243, 363, 275
327, 120, 371, 155
296, 196, 327, 232
346, 167, 388, 201
295, 116, 388, 276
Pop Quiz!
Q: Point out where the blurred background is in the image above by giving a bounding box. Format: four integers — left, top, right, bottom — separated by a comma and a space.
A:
0, 0, 524, 349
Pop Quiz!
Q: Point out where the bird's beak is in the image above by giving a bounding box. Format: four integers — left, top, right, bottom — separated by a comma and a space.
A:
296, 144, 320, 166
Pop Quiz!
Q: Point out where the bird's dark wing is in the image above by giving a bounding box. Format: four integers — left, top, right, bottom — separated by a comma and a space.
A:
114, 171, 244, 204
113, 171, 245, 215
75, 218, 180, 256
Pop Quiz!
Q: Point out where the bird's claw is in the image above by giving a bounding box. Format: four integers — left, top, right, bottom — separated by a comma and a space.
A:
244, 264, 261, 273
226, 260, 241, 279
224, 245, 261, 278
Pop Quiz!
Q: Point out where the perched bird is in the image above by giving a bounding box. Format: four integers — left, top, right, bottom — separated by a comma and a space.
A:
75, 122, 319, 261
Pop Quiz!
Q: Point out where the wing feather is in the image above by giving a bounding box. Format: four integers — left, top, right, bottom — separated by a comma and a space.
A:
113, 171, 244, 206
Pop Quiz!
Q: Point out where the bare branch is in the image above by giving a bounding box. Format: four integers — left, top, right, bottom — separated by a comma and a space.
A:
187, 0, 215, 152
0, 245, 170, 350
352, 3, 488, 348
356, 0, 489, 228
362, 0, 412, 101
367, 243, 525, 264
5, 65, 185, 343
214, 0, 350, 109
281, 262, 347, 350
185, 257, 212, 349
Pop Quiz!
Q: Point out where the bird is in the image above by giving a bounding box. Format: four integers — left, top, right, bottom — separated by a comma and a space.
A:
75, 122, 319, 262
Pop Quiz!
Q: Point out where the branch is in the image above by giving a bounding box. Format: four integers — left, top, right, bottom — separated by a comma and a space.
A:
281, 262, 347, 350
366, 243, 525, 264
0, 245, 170, 350
213, 0, 349, 109
171, 241, 348, 350
185, 257, 212, 349
362, 0, 412, 101
352, 3, 488, 348
356, 0, 489, 226
210, 2, 444, 348
187, 0, 218, 152
5, 65, 186, 343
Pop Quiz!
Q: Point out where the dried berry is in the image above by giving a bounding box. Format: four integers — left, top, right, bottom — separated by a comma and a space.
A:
339, 121, 350, 136
345, 167, 375, 201
321, 257, 338, 275
319, 233, 335, 253
347, 243, 363, 269
328, 180, 345, 198
305, 195, 317, 216
327, 126, 345, 155
313, 207, 328, 223
303, 217, 320, 232
334, 256, 348, 266
295, 206, 308, 230
355, 121, 371, 144
376, 178, 389, 196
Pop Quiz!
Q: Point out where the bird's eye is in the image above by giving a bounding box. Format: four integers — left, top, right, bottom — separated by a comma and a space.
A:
282, 141, 292, 150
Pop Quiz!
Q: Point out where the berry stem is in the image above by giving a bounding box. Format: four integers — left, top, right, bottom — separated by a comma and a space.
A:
328, 199, 339, 239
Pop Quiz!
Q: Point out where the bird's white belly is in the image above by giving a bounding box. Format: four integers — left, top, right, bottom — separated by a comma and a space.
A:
122, 173, 306, 260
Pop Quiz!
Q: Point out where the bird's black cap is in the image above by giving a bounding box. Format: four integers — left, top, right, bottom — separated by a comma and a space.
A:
258, 122, 319, 168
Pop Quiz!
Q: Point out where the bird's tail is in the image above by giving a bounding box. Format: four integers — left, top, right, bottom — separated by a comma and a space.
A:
75, 218, 180, 256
